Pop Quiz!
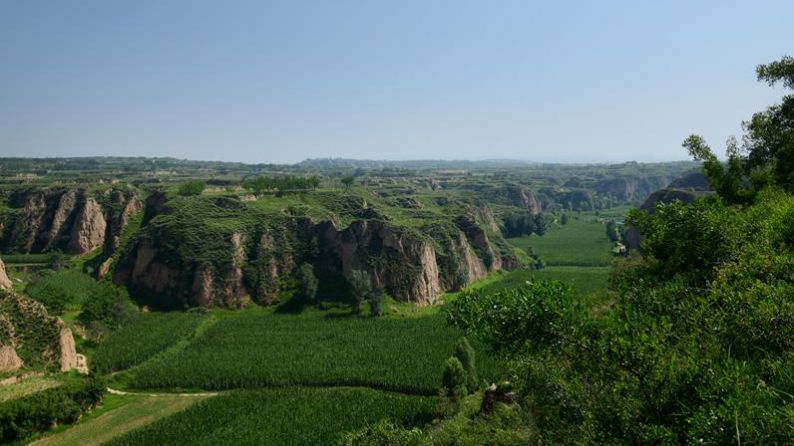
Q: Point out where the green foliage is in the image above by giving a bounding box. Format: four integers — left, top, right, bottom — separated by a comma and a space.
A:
336, 420, 432, 446
341, 176, 355, 189
0, 376, 105, 444
451, 191, 794, 444
296, 262, 319, 303
369, 287, 385, 317
560, 213, 569, 225
454, 337, 478, 393
441, 357, 468, 400
0, 290, 61, 368
125, 311, 501, 395
104, 387, 438, 446
243, 175, 321, 194
348, 270, 371, 314
24, 269, 97, 314
685, 56, 794, 200
177, 180, 205, 196
92, 312, 206, 373
77, 281, 139, 331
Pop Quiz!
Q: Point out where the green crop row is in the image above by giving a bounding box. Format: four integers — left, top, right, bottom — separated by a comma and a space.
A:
92, 312, 207, 374
105, 387, 439, 446
126, 310, 502, 394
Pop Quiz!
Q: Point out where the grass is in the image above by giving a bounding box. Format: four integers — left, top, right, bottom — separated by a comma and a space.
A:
92, 312, 208, 374
104, 387, 440, 446
508, 217, 615, 267
27, 393, 210, 446
23, 269, 99, 312
477, 266, 612, 306
124, 308, 502, 395
0, 376, 62, 403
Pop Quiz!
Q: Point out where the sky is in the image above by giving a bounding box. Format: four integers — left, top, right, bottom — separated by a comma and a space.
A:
1, 1, 792, 164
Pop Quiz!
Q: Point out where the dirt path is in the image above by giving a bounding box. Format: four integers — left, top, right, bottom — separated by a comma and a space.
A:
106, 387, 220, 397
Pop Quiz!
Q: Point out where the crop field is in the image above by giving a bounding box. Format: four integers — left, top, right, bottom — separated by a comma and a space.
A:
125, 309, 501, 394
480, 266, 611, 299
93, 312, 208, 373
28, 393, 210, 446
508, 216, 615, 267
105, 387, 439, 446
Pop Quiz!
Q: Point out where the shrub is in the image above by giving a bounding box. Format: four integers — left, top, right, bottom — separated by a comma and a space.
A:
454, 337, 478, 393
441, 357, 468, 400
369, 288, 385, 317
296, 263, 319, 303
78, 281, 138, 332
348, 270, 371, 314
336, 420, 432, 446
177, 181, 205, 196
0, 376, 105, 443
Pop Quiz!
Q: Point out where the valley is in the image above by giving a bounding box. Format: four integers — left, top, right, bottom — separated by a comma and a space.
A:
0, 158, 671, 444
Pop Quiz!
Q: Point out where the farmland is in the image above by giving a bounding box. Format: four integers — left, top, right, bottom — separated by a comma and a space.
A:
120, 309, 502, 395
92, 312, 208, 374
104, 388, 439, 446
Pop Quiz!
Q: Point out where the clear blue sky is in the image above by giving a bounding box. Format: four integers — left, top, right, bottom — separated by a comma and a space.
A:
1, 1, 791, 164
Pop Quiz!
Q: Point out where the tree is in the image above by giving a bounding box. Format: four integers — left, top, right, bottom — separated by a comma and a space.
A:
348, 270, 371, 314
684, 56, 794, 202
533, 214, 550, 236
341, 176, 355, 189
296, 263, 319, 303
441, 356, 468, 400
454, 337, 478, 393
177, 181, 205, 196
78, 281, 138, 331
560, 213, 569, 225
369, 286, 385, 316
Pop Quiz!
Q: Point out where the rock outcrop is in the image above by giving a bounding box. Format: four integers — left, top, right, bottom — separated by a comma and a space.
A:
0, 187, 142, 258
58, 327, 88, 374
68, 197, 107, 254
0, 257, 11, 290
0, 346, 23, 372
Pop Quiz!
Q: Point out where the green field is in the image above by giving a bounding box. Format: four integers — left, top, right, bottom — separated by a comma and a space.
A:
508, 216, 615, 267
104, 388, 439, 446
93, 312, 209, 374
120, 309, 501, 394
479, 266, 611, 299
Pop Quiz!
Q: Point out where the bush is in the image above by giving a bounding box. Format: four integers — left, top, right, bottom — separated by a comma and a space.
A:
296, 263, 319, 303
454, 337, 478, 393
177, 181, 206, 196
78, 281, 138, 332
441, 357, 468, 400
0, 376, 105, 443
369, 288, 385, 317
348, 270, 371, 314
336, 420, 432, 446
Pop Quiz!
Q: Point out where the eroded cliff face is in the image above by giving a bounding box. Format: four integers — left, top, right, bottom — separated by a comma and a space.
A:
0, 257, 11, 290
114, 199, 516, 308
0, 290, 86, 373
1, 187, 142, 257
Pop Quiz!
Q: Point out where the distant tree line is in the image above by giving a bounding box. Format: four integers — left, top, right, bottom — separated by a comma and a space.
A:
243, 175, 321, 195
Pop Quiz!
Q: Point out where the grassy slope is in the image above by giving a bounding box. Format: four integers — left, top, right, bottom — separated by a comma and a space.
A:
0, 376, 62, 403
27, 393, 210, 446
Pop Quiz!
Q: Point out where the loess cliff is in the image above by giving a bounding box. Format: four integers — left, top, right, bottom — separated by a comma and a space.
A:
0, 186, 142, 256
113, 193, 518, 308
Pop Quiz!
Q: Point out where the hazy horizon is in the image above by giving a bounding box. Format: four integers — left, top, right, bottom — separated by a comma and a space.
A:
2, 1, 792, 163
